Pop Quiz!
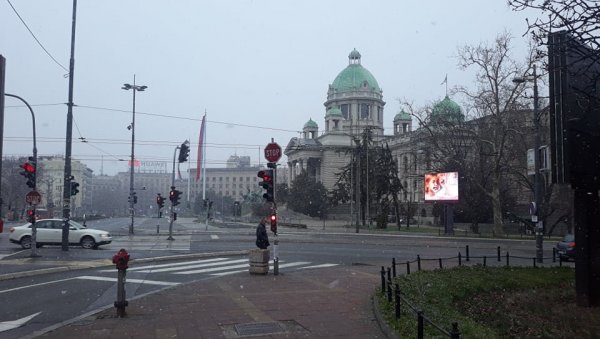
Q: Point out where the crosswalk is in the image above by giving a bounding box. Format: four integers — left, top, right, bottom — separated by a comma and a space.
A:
99, 257, 338, 278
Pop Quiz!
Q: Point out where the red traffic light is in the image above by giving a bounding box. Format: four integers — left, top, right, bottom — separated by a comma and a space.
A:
270, 214, 276, 223
21, 163, 35, 173
257, 170, 273, 183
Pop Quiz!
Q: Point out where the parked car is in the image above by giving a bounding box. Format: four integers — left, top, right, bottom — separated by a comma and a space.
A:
9, 219, 112, 249
555, 234, 576, 261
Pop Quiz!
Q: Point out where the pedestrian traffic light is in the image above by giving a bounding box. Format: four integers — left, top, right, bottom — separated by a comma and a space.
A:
20, 158, 36, 189
178, 141, 190, 163
169, 186, 181, 206
157, 194, 165, 208
257, 169, 274, 202
70, 181, 80, 196
27, 209, 35, 223
132, 193, 138, 204
270, 213, 277, 234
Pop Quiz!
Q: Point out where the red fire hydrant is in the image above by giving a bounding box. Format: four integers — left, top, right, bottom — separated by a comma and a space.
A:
112, 248, 130, 317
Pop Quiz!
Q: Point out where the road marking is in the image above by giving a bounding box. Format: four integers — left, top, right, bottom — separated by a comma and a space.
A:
210, 235, 219, 239
76, 276, 180, 286
136, 258, 247, 273
99, 257, 228, 272
0, 312, 41, 333
210, 262, 315, 277
299, 263, 339, 269
273, 262, 311, 269
0, 277, 76, 294
174, 263, 250, 275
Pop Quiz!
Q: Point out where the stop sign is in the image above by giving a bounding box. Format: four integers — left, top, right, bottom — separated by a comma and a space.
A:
264, 142, 282, 163
25, 191, 42, 205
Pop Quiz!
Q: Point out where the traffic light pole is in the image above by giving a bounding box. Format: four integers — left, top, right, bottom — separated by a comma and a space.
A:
168, 145, 180, 240
5, 93, 39, 257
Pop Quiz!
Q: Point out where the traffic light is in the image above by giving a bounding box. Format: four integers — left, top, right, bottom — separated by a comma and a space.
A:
157, 194, 165, 208
20, 158, 36, 189
169, 186, 181, 206
270, 213, 277, 234
257, 169, 274, 202
27, 209, 35, 223
133, 193, 138, 204
70, 181, 80, 196
178, 141, 190, 163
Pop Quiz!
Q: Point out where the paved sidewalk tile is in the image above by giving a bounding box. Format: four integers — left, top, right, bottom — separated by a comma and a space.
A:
38, 265, 386, 339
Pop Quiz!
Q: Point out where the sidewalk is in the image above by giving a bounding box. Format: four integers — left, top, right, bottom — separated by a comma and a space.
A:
34, 264, 387, 339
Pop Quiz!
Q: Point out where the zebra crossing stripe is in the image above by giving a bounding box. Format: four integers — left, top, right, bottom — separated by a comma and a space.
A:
174, 263, 250, 275
140, 259, 248, 274
272, 262, 311, 269
209, 261, 314, 277
299, 263, 339, 269
76, 276, 180, 286
98, 257, 229, 273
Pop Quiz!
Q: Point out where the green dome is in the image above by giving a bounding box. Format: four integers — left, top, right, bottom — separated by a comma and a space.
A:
431, 96, 464, 123
331, 49, 380, 92
394, 110, 411, 121
325, 107, 343, 118
303, 118, 318, 129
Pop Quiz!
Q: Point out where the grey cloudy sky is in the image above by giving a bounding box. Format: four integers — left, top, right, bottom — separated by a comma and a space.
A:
1, 1, 538, 175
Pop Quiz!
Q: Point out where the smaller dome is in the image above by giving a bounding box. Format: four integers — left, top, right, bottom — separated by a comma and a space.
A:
325, 107, 343, 118
349, 48, 361, 61
303, 118, 318, 129
431, 96, 464, 123
394, 110, 411, 121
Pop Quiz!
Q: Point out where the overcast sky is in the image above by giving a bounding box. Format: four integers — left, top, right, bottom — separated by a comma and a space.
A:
1, 1, 539, 176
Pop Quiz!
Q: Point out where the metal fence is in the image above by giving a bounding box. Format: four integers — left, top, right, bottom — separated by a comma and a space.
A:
379, 246, 568, 338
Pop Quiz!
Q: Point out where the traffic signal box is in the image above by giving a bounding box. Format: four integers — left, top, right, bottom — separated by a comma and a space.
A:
70, 181, 80, 196
169, 186, 181, 206
270, 213, 277, 234
257, 169, 274, 202
156, 194, 165, 208
178, 142, 190, 163
20, 158, 36, 189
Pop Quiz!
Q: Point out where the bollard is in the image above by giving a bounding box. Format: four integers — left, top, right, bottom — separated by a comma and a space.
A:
386, 267, 392, 302
417, 255, 421, 271
156, 222, 160, 235
450, 322, 461, 339
483, 256, 487, 267
506, 252, 510, 267
392, 258, 397, 278
112, 249, 130, 318
458, 252, 462, 266
497, 246, 501, 262
417, 310, 424, 339
552, 248, 556, 262
559, 255, 563, 267
406, 261, 411, 275
273, 238, 279, 276
533, 257, 537, 268
439, 258, 443, 269
394, 284, 401, 319
466, 245, 470, 261
381, 266, 386, 293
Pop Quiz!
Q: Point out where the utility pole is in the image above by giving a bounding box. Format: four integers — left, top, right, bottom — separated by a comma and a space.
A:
532, 65, 543, 263
62, 0, 77, 251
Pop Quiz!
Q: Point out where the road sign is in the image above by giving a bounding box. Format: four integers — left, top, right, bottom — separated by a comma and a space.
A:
25, 191, 41, 205
264, 142, 282, 162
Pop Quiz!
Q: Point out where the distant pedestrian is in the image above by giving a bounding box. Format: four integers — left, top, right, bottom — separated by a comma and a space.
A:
256, 217, 270, 249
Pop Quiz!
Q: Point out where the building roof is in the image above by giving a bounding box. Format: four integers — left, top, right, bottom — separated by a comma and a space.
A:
325, 107, 343, 118
331, 49, 380, 92
431, 95, 464, 123
394, 110, 411, 121
303, 118, 318, 129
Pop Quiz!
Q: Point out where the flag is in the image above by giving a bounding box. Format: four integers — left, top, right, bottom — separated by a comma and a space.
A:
440, 74, 447, 86
196, 114, 206, 182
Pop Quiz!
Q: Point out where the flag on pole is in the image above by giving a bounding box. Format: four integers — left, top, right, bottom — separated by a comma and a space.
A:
440, 74, 448, 86
196, 114, 206, 182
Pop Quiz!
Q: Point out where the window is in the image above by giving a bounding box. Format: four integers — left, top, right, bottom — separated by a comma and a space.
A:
340, 104, 350, 119
360, 104, 370, 119
403, 156, 408, 171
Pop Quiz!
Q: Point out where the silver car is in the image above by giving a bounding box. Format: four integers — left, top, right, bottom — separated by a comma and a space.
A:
9, 219, 112, 249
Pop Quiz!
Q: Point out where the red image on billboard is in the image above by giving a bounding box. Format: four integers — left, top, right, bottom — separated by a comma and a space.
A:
424, 172, 459, 202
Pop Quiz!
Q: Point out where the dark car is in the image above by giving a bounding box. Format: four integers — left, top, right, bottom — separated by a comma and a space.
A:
555, 234, 576, 261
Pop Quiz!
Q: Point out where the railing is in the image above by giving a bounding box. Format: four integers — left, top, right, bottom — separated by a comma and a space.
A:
379, 246, 568, 338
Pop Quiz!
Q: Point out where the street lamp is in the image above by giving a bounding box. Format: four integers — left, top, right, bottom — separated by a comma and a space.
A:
513, 64, 543, 263
122, 75, 147, 235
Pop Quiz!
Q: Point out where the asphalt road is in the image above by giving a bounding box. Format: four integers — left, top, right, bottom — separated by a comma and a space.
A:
0, 217, 558, 338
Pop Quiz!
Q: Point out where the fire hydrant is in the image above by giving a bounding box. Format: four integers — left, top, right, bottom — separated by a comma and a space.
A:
112, 248, 130, 317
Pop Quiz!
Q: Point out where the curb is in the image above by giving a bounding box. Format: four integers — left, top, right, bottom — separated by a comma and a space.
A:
372, 292, 399, 339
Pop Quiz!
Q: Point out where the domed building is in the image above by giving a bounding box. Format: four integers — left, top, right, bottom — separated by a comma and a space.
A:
284, 49, 461, 223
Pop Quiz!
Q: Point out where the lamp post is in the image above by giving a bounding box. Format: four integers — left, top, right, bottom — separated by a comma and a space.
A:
514, 64, 543, 263
122, 76, 147, 235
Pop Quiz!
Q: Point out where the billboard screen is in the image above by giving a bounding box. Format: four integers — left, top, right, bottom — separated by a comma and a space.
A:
424, 172, 459, 202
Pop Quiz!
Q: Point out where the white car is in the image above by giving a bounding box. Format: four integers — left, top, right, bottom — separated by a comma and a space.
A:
9, 219, 112, 249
